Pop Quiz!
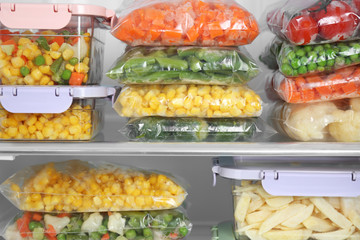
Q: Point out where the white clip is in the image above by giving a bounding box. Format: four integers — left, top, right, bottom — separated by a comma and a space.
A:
274, 171, 279, 180
10, 3, 15, 12
67, 4, 72, 13
53, 4, 58, 13
69, 88, 74, 97
12, 87, 17, 96
55, 88, 60, 97
352, 172, 357, 181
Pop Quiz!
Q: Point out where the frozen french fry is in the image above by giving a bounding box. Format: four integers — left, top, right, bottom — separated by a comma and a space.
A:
235, 192, 251, 223
311, 226, 355, 240
246, 210, 273, 225
265, 197, 294, 209
303, 216, 337, 232
348, 210, 360, 231
282, 204, 314, 228
263, 229, 312, 240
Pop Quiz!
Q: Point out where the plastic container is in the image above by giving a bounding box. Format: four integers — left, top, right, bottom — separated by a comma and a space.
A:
0, 3, 115, 85
273, 98, 360, 142
107, 46, 259, 85
0, 160, 187, 212
273, 67, 360, 104
114, 85, 263, 118
0, 86, 115, 141
212, 221, 236, 240
125, 117, 260, 142
111, 0, 259, 46
2, 209, 192, 240
212, 157, 360, 240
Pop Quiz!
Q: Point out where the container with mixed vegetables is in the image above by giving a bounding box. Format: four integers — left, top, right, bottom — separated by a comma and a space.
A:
3, 210, 192, 240
0, 30, 92, 85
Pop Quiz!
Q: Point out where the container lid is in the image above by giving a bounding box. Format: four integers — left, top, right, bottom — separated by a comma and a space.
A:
212, 157, 360, 197
0, 3, 116, 30
0, 86, 115, 114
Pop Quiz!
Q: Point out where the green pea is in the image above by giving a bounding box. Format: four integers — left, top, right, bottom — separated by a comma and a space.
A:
163, 214, 173, 224
179, 227, 189, 237
324, 43, 331, 49
304, 45, 313, 52
61, 69, 72, 80
339, 46, 350, 56
98, 225, 108, 235
143, 228, 153, 237
287, 51, 296, 60
69, 57, 79, 66
325, 66, 332, 71
295, 49, 306, 57
125, 230, 137, 239
325, 49, 336, 59
281, 63, 293, 76
300, 56, 309, 65
292, 70, 298, 76
352, 43, 360, 53
29, 221, 38, 231
345, 57, 352, 65
34, 55, 45, 66
307, 51, 318, 62
314, 45, 324, 53
308, 63, 317, 72
291, 58, 301, 69
57, 234, 66, 240
298, 65, 307, 75
109, 232, 119, 240
337, 42, 347, 47
281, 58, 289, 65
335, 56, 345, 66
20, 66, 30, 76
350, 54, 359, 62
90, 232, 102, 240
317, 54, 327, 67
327, 59, 335, 67
317, 66, 325, 72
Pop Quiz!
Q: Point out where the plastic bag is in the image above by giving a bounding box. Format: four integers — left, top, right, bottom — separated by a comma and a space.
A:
106, 46, 259, 85
273, 98, 360, 141
2, 210, 192, 240
111, 0, 259, 46
259, 37, 282, 70
278, 40, 360, 77
114, 85, 263, 118
0, 160, 187, 212
233, 180, 360, 240
273, 66, 360, 103
267, 0, 360, 45
124, 117, 262, 142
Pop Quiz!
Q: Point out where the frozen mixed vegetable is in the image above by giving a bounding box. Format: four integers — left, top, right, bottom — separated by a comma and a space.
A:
274, 98, 360, 142
278, 40, 360, 77
233, 181, 360, 240
107, 46, 259, 85
3, 210, 192, 240
125, 117, 258, 142
0, 102, 95, 140
111, 0, 259, 46
0, 160, 187, 212
115, 85, 262, 118
0, 30, 91, 85
259, 38, 282, 70
267, 0, 360, 45
274, 66, 360, 103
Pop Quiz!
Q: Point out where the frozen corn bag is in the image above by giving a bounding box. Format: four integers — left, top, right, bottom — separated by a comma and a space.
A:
2, 210, 192, 240
111, 0, 259, 46
278, 40, 360, 77
267, 0, 360, 45
107, 46, 259, 85
114, 85, 263, 118
273, 98, 360, 142
233, 180, 360, 240
0, 160, 187, 212
125, 117, 259, 142
273, 66, 360, 104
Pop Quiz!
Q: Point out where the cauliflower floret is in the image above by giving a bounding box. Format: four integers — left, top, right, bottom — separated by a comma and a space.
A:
350, 98, 360, 112
4, 222, 23, 240
44, 214, 70, 234
108, 213, 126, 236
81, 212, 103, 233
329, 110, 360, 142
282, 102, 338, 141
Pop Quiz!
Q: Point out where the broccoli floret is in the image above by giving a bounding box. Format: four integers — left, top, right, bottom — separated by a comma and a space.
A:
207, 118, 256, 142
173, 118, 208, 141
126, 117, 173, 141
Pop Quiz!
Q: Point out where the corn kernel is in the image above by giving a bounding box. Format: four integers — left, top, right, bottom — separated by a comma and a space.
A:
83, 57, 90, 65
11, 57, 25, 68
75, 63, 89, 73
43, 54, 53, 65
50, 42, 60, 51
31, 68, 42, 81
50, 51, 61, 59
65, 63, 75, 72
62, 48, 74, 61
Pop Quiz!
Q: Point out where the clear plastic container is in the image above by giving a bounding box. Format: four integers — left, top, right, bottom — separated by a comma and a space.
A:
2, 210, 192, 240
0, 3, 115, 85
0, 86, 115, 141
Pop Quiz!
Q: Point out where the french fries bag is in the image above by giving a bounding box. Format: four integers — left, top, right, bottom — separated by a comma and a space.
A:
114, 84, 263, 118
267, 0, 360, 45
106, 46, 260, 85
212, 158, 360, 240
272, 98, 360, 142
2, 209, 192, 240
0, 160, 187, 212
273, 67, 360, 104
111, 0, 259, 46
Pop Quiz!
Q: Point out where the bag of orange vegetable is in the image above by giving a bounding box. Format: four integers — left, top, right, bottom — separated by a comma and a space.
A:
273, 66, 360, 103
111, 0, 259, 46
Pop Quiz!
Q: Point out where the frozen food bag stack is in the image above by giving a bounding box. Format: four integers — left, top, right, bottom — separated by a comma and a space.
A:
108, 0, 264, 142
0, 160, 193, 240
0, 3, 118, 141
265, 0, 360, 141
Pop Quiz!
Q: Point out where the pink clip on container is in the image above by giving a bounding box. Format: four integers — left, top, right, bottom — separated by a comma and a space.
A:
0, 86, 115, 141
0, 3, 116, 86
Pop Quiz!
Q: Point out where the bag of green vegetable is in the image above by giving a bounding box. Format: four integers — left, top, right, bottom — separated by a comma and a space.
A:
278, 40, 360, 77
124, 117, 262, 142
2, 209, 192, 240
106, 46, 259, 85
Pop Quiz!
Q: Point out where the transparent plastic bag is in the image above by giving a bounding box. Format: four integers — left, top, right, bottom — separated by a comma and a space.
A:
2, 209, 192, 240
259, 37, 282, 70
114, 85, 263, 118
267, 0, 360, 45
124, 117, 262, 142
273, 98, 360, 142
0, 160, 187, 212
273, 66, 360, 103
278, 40, 360, 77
106, 46, 259, 85
233, 180, 360, 240
111, 0, 259, 46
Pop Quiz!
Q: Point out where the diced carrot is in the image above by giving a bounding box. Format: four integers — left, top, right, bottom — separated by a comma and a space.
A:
69, 72, 85, 86
342, 81, 357, 95
149, 29, 162, 41
57, 213, 71, 218
186, 25, 199, 42
50, 36, 64, 46
17, 212, 32, 238
288, 91, 302, 103
306, 76, 333, 97
0, 29, 12, 42
294, 77, 307, 88
130, 27, 146, 39
108, 212, 113, 216
45, 224, 57, 238
337, 66, 355, 78
300, 89, 316, 102
144, 8, 165, 23
32, 213, 43, 221
328, 74, 346, 94
101, 233, 110, 240
162, 29, 183, 43
70, 36, 79, 46
208, 22, 224, 39
21, 55, 28, 63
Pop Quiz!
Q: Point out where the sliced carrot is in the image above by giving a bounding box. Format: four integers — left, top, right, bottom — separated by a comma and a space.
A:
32, 213, 43, 221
